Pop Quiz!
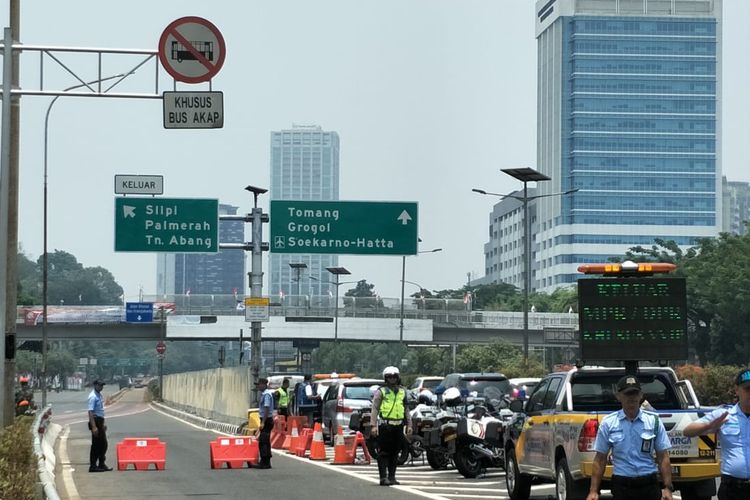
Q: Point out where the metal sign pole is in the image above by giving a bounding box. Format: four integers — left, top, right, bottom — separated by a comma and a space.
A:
250, 206, 264, 405
0, 27, 13, 426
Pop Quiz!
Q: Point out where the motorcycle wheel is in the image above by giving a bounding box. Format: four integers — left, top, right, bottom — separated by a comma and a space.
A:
396, 441, 412, 466
454, 447, 482, 478
426, 449, 450, 470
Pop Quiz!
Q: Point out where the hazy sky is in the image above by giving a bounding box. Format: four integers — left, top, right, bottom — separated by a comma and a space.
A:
2, 1, 749, 302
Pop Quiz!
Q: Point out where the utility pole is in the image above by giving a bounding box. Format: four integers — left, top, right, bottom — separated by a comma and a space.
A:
246, 186, 267, 405
1, 1, 19, 426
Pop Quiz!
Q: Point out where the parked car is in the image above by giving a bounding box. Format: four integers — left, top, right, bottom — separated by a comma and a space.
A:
435, 373, 511, 410
409, 376, 443, 394
507, 377, 540, 401
321, 378, 381, 441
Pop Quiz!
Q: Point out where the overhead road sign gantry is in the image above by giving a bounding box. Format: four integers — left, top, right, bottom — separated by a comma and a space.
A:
158, 16, 226, 83
270, 200, 418, 255
115, 197, 218, 253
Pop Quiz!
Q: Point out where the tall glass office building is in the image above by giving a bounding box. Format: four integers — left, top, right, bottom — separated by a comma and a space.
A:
268, 125, 340, 297
532, 0, 721, 292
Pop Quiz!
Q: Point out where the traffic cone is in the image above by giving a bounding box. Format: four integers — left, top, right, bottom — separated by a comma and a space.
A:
332, 426, 351, 464
309, 422, 326, 461
286, 420, 300, 454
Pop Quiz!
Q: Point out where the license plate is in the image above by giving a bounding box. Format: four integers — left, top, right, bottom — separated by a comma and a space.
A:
671, 466, 680, 477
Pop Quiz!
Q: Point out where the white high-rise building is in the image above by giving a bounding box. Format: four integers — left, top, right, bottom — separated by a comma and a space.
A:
268, 125, 340, 297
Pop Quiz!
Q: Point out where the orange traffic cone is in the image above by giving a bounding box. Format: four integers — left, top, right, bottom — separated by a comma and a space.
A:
286, 420, 300, 454
309, 422, 326, 461
332, 426, 350, 464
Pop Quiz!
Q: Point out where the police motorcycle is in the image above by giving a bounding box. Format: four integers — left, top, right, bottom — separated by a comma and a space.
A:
420, 387, 466, 470
452, 394, 509, 478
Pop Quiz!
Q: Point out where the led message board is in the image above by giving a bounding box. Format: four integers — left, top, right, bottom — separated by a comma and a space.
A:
577, 278, 688, 361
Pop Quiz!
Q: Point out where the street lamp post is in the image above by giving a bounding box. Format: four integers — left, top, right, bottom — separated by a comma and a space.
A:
325, 267, 351, 347
399, 248, 442, 344
473, 168, 578, 366
41, 74, 126, 408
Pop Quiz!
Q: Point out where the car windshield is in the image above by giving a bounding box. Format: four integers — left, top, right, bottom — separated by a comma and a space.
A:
422, 379, 441, 390
460, 378, 510, 401
343, 385, 375, 400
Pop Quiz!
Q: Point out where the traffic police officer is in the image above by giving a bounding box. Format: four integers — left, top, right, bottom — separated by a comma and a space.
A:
684, 367, 750, 500
277, 378, 290, 417
587, 375, 673, 500
370, 366, 412, 486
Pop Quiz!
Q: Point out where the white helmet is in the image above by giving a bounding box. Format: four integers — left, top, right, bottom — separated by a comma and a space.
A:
443, 387, 463, 407
383, 366, 401, 384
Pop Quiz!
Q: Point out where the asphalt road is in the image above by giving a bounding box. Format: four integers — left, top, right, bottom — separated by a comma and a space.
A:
53, 388, 421, 499
49, 389, 709, 499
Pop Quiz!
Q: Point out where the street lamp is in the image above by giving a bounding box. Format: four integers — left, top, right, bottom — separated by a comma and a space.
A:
289, 262, 307, 310
325, 267, 350, 347
41, 73, 126, 408
473, 167, 578, 366
400, 248, 442, 344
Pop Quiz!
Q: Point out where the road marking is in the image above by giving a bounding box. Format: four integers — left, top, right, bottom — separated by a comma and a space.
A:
58, 426, 81, 500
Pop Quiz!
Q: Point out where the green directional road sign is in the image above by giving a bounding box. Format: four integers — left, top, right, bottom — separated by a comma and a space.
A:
115, 197, 218, 253
270, 200, 418, 255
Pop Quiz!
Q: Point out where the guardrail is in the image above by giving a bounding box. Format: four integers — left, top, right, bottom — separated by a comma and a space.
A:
16, 294, 579, 330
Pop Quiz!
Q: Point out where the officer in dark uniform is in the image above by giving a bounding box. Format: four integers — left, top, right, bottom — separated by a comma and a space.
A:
370, 366, 412, 486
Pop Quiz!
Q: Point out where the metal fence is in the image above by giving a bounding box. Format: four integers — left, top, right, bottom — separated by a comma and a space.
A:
17, 294, 579, 330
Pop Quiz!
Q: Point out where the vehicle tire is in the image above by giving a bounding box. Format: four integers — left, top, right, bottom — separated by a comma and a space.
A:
505, 447, 532, 500
396, 441, 411, 466
426, 449, 450, 470
555, 457, 588, 500
454, 447, 482, 478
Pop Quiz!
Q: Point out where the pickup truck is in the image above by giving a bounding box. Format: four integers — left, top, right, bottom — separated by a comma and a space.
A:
503, 366, 720, 500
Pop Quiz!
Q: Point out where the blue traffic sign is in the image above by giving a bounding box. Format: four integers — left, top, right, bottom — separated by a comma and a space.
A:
126, 302, 154, 323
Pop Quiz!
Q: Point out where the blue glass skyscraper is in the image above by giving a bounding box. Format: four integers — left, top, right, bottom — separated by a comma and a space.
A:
533, 0, 721, 292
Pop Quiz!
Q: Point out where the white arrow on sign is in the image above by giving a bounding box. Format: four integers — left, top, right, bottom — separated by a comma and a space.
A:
397, 210, 412, 225
137, 315, 142, 321
123, 205, 137, 218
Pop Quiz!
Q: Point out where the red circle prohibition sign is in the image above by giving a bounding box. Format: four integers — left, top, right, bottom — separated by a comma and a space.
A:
158, 16, 226, 84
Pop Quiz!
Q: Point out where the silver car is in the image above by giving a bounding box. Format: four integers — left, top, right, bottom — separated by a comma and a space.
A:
321, 378, 381, 440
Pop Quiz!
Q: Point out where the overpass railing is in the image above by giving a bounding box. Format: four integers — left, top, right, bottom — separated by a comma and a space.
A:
16, 294, 579, 330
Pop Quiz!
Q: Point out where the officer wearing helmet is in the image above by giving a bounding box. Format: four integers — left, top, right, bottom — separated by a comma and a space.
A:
371, 366, 412, 486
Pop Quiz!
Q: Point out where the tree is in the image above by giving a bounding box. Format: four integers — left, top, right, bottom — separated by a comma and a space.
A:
455, 340, 545, 378
29, 250, 123, 305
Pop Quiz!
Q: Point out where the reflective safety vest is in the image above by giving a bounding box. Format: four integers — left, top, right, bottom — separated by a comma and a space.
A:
379, 387, 406, 420
277, 387, 289, 408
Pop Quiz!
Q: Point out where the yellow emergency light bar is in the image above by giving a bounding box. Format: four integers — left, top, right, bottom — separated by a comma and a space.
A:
577, 260, 676, 276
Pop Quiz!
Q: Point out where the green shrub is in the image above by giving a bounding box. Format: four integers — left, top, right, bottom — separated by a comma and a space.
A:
677, 363, 740, 406
0, 417, 36, 500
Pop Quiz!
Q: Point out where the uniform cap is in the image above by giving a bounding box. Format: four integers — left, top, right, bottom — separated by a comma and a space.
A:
92, 379, 106, 386
254, 377, 269, 385
616, 375, 641, 393
735, 368, 750, 387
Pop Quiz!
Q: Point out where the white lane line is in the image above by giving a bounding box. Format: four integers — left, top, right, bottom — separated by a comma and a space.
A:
58, 426, 80, 500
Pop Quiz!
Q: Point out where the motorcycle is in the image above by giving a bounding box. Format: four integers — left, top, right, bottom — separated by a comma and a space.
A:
453, 399, 508, 478
418, 389, 465, 470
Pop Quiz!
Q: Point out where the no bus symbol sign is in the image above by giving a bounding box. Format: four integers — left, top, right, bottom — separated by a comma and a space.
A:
158, 16, 226, 83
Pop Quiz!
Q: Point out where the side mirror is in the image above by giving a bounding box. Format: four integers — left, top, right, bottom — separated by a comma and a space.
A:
509, 399, 525, 413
